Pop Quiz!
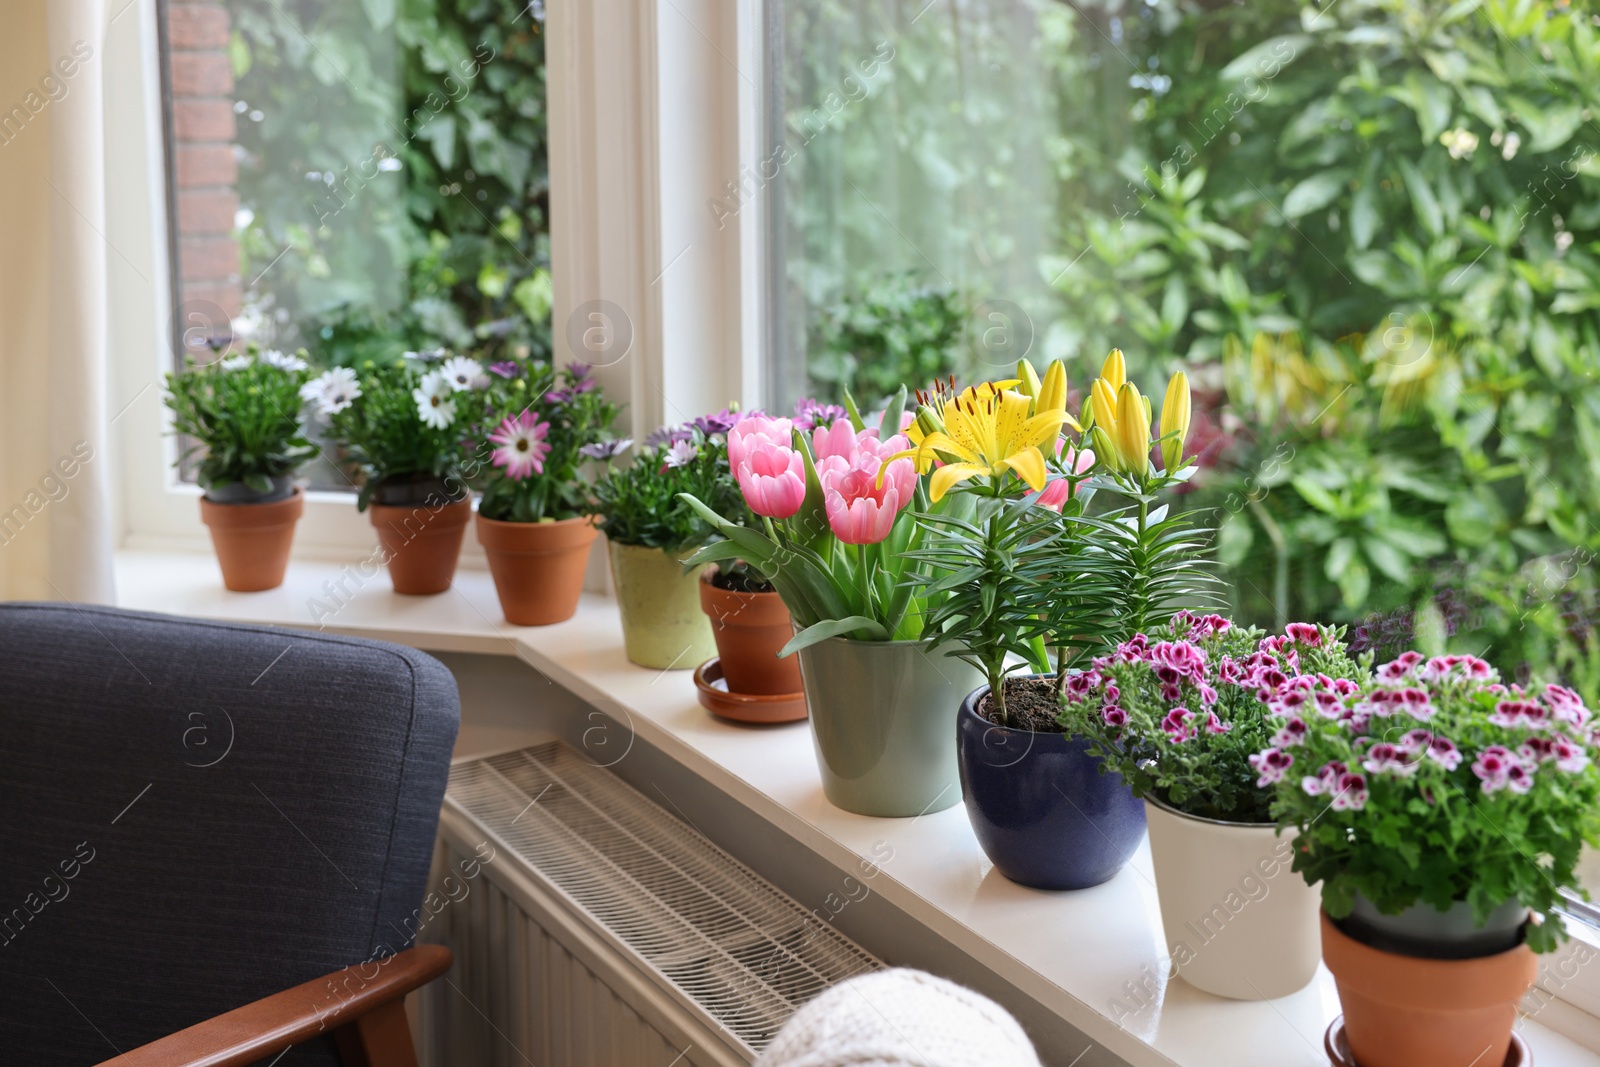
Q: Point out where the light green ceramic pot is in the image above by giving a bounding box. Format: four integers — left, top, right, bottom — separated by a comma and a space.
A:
795, 637, 983, 817
608, 541, 717, 669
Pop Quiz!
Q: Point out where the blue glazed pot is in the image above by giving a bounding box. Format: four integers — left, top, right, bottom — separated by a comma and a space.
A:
957, 680, 1146, 890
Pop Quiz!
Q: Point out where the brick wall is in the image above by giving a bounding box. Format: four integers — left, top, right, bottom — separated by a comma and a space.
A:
167, 1, 241, 337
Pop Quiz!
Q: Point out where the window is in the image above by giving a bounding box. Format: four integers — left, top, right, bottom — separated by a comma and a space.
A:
769, 0, 1600, 924
158, 0, 553, 490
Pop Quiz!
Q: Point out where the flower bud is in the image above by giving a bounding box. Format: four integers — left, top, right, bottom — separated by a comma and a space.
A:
1015, 359, 1042, 401
1160, 370, 1192, 473
1114, 382, 1151, 475
1100, 349, 1127, 394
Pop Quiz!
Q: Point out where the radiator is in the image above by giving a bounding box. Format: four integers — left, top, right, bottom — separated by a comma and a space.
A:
412, 741, 882, 1067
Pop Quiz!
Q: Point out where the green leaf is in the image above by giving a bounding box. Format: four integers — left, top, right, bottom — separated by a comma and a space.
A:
779, 616, 890, 657
1218, 35, 1310, 82
1395, 158, 1443, 238
1282, 172, 1348, 220
512, 269, 553, 323
1350, 182, 1379, 251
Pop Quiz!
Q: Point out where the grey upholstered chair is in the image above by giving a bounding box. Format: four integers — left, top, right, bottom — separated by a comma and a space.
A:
0, 602, 460, 1066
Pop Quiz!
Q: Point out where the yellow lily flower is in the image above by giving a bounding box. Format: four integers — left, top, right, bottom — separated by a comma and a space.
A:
1160, 370, 1192, 473
893, 382, 1069, 501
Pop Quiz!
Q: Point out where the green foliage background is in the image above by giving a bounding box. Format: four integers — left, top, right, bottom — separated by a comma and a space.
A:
781, 0, 1600, 701
227, 0, 552, 367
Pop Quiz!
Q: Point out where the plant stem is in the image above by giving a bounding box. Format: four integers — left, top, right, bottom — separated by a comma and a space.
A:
1129, 493, 1152, 636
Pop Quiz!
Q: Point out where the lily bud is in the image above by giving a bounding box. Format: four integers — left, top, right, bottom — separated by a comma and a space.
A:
1038, 359, 1068, 414
1079, 395, 1096, 432
1090, 426, 1120, 473
1100, 349, 1127, 394
1015, 359, 1042, 401
913, 404, 944, 439
1114, 382, 1152, 475
1160, 370, 1192, 473
1090, 377, 1120, 434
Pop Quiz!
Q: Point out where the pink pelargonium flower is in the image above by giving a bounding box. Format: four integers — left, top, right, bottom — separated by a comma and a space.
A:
488, 410, 551, 480
821, 452, 916, 545
736, 441, 806, 519
728, 414, 794, 471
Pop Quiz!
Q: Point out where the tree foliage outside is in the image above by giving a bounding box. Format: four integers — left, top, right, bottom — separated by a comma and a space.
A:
225, 0, 551, 369
780, 0, 1600, 702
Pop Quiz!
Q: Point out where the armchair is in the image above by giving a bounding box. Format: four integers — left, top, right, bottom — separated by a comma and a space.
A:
0, 603, 460, 1066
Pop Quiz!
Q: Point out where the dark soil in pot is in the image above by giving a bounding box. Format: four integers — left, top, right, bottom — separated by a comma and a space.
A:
977, 675, 1065, 732
706, 566, 775, 595
205, 473, 296, 504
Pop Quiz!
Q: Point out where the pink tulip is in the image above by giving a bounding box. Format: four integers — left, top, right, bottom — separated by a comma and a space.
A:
821, 451, 915, 545
1035, 446, 1095, 511
737, 441, 807, 519
811, 417, 864, 464
728, 414, 794, 471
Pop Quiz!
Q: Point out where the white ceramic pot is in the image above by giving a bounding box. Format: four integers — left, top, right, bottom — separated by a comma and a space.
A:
1144, 798, 1321, 1000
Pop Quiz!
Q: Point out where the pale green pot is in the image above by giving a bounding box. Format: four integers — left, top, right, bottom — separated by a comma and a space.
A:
795, 637, 983, 817
608, 541, 717, 669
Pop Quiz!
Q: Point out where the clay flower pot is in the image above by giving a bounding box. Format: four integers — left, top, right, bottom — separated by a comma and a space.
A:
1143, 798, 1321, 999
1321, 911, 1536, 1067
199, 487, 304, 592
477, 514, 598, 625
608, 541, 716, 669
698, 571, 803, 696
369, 497, 472, 595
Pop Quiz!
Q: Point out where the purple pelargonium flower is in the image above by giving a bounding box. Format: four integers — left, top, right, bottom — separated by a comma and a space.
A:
1330, 772, 1369, 811
1472, 745, 1520, 793
1360, 742, 1418, 778
488, 361, 521, 378
579, 437, 633, 460
1285, 622, 1322, 646
1249, 747, 1294, 787
1101, 705, 1128, 728
1161, 707, 1196, 743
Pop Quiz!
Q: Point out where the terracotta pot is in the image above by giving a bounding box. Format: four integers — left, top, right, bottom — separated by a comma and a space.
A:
1321, 911, 1536, 1067
698, 572, 803, 696
199, 488, 304, 592
477, 514, 598, 625
1144, 798, 1321, 999
369, 498, 472, 595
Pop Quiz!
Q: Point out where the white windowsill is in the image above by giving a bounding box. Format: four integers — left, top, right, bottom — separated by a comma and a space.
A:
113, 548, 1600, 1067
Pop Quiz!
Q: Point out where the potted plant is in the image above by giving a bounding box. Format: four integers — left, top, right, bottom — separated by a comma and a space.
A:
901, 356, 1142, 887
1060, 616, 1369, 1000
1263, 654, 1600, 1066
681, 394, 982, 817
165, 345, 315, 591
305, 349, 476, 594
692, 408, 806, 721
592, 417, 746, 670
468, 360, 618, 625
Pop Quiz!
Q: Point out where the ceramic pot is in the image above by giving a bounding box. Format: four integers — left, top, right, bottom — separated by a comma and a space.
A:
477, 514, 598, 625
199, 487, 304, 592
1322, 911, 1536, 1067
1144, 797, 1321, 999
796, 637, 983, 817
956, 682, 1145, 889
369, 497, 472, 595
608, 541, 716, 669
699, 572, 803, 696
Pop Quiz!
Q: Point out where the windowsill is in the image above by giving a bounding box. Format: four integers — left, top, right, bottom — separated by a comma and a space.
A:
113, 548, 1600, 1067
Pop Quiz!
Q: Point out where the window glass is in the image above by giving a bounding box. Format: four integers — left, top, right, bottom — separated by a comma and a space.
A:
773, 0, 1600, 843
160, 0, 551, 486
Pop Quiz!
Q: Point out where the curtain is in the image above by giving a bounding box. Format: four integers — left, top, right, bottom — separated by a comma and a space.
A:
0, 0, 116, 603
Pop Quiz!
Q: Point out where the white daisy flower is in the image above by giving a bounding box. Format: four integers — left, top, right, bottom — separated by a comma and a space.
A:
439, 355, 484, 393
299, 367, 363, 415
220, 354, 252, 372
259, 348, 309, 373
413, 371, 457, 429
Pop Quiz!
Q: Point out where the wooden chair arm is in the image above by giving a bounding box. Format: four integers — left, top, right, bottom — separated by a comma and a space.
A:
95, 943, 452, 1067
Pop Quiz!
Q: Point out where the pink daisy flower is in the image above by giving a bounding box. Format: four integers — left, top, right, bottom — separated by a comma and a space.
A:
489, 411, 551, 480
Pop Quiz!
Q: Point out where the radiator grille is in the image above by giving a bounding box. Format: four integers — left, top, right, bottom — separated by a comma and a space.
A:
445, 741, 882, 1055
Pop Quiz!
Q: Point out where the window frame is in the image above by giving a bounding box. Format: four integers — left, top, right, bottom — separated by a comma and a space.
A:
111, 0, 772, 559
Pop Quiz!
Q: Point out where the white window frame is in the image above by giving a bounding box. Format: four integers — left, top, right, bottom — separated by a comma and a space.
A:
107, 0, 770, 560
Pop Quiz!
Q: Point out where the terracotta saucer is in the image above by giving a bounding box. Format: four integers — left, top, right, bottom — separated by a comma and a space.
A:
1324, 1016, 1529, 1067
694, 658, 808, 725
